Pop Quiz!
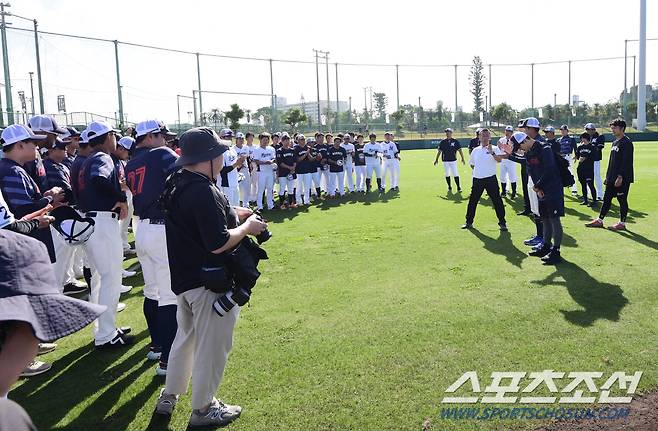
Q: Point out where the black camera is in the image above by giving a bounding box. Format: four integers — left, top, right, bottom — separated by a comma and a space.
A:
253, 210, 272, 244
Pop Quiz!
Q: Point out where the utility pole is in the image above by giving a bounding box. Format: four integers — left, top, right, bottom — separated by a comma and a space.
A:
323, 51, 330, 130
637, 0, 646, 130
313, 49, 324, 129
335, 62, 339, 130
269, 59, 276, 130
363, 87, 368, 112
395, 64, 400, 110
28, 71, 34, 115
113, 40, 124, 127
32, 18, 43, 113
196, 53, 203, 125
453, 65, 458, 121
0, 2, 14, 124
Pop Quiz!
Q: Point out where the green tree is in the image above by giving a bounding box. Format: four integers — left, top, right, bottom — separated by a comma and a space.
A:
390, 109, 405, 132
491, 103, 515, 126
282, 108, 308, 132
224, 103, 245, 131
253, 106, 272, 128
469, 56, 486, 117
373, 92, 388, 119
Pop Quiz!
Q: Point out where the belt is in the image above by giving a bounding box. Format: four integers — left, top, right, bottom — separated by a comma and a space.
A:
86, 211, 117, 219
149, 219, 165, 225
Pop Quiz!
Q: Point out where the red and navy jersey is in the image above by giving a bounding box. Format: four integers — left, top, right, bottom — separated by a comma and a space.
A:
24, 152, 48, 191
327, 146, 347, 173
44, 159, 73, 203
70, 155, 87, 205
77, 151, 124, 213
62, 154, 75, 170
125, 146, 179, 220
111, 154, 126, 191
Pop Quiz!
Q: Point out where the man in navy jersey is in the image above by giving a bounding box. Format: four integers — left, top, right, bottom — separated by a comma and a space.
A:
434, 128, 465, 192
276, 134, 298, 209
112, 135, 135, 255
26, 115, 67, 191
62, 126, 81, 170
585, 123, 605, 200
558, 125, 578, 196
294, 136, 314, 205
318, 133, 331, 193
77, 121, 132, 349
326, 137, 347, 198
353, 134, 367, 192
0, 124, 64, 264
126, 119, 180, 375
468, 128, 482, 154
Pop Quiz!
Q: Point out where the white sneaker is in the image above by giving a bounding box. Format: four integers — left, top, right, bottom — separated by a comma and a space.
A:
20, 360, 52, 377
37, 343, 57, 355
122, 269, 137, 278
120, 285, 133, 294
155, 364, 167, 376
155, 388, 178, 416
189, 398, 241, 427
116, 302, 126, 312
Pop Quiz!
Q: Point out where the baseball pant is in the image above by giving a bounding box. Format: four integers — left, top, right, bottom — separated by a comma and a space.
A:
320, 167, 330, 192
383, 158, 399, 189
278, 176, 295, 197
499, 160, 517, 184
328, 171, 345, 196
594, 160, 603, 199
238, 170, 251, 205
312, 169, 322, 195
343, 162, 355, 192
83, 212, 123, 345
51, 226, 76, 291
222, 186, 240, 207
564, 154, 578, 193
527, 176, 540, 217
135, 221, 177, 306
121, 190, 133, 251
256, 169, 274, 210
354, 166, 366, 192
365, 161, 382, 181
295, 173, 312, 204
249, 170, 259, 203
443, 161, 459, 177
164, 286, 240, 410
465, 175, 506, 225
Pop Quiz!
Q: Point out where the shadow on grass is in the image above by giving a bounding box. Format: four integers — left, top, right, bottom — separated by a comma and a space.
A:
12, 330, 152, 431
531, 260, 629, 327
468, 229, 527, 268
438, 190, 464, 204
614, 228, 658, 252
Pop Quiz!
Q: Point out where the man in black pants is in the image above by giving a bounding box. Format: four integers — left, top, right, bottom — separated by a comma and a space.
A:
586, 119, 634, 231
462, 128, 507, 231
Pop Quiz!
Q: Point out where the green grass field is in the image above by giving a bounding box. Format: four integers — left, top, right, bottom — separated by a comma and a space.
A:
11, 143, 658, 431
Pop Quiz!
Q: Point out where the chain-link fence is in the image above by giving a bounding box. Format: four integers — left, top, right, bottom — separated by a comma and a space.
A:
2, 24, 657, 133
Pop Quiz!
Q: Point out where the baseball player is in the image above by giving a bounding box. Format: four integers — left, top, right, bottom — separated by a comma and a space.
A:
353, 134, 366, 192
217, 129, 245, 207
574, 133, 597, 206
244, 132, 258, 206
26, 115, 68, 191
126, 119, 180, 375
543, 126, 560, 153
233, 132, 251, 206
363, 133, 383, 193
341, 133, 356, 193
0, 124, 64, 266
558, 125, 579, 196
276, 134, 298, 209
496, 126, 517, 198
326, 137, 347, 197
62, 126, 81, 169
585, 123, 605, 200
433, 127, 465, 192
468, 128, 482, 154
77, 121, 132, 348
586, 119, 634, 230
252, 133, 276, 210
318, 133, 331, 192
381, 132, 400, 191
307, 137, 323, 200
294, 136, 313, 205
111, 136, 135, 254
271, 132, 282, 150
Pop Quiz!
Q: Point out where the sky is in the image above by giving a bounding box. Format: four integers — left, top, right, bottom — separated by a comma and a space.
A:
4, 0, 656, 126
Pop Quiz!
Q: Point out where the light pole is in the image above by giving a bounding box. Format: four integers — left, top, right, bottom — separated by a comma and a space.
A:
0, 2, 15, 124
313, 49, 322, 128
28, 71, 34, 115
8, 10, 44, 114
637, 0, 646, 130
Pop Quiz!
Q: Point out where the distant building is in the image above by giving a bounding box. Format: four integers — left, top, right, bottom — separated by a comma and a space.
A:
279, 99, 349, 122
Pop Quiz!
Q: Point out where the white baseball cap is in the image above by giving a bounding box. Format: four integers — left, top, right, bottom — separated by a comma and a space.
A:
504, 125, 514, 132
118, 136, 135, 150
235, 132, 245, 139
28, 115, 67, 135
85, 121, 120, 142
135, 119, 175, 138
79, 129, 90, 145
444, 128, 453, 133
519, 117, 540, 129
1, 124, 48, 147
584, 123, 596, 130
511, 131, 529, 148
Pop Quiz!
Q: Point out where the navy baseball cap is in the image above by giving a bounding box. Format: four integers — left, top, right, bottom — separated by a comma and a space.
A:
175, 127, 229, 167
0, 229, 105, 342
52, 138, 67, 150
219, 128, 233, 138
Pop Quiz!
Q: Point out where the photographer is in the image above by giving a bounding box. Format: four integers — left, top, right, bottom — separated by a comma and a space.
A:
155, 127, 267, 428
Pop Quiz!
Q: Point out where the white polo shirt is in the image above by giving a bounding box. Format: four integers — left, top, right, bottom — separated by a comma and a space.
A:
469, 144, 504, 179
